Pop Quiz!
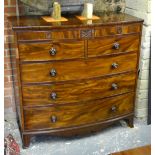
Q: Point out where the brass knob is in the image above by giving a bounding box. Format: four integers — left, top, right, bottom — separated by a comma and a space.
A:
51, 115, 57, 123
50, 92, 57, 100
113, 42, 120, 49
50, 69, 57, 77
111, 106, 117, 112
49, 48, 56, 56
111, 63, 118, 69
111, 83, 118, 90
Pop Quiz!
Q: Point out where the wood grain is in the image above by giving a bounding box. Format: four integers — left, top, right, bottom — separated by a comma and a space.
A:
111, 145, 151, 155
88, 35, 139, 57
17, 30, 80, 40
51, 30, 80, 40
19, 40, 84, 61
24, 93, 134, 131
95, 23, 141, 37
94, 25, 116, 36
17, 23, 141, 41
17, 31, 49, 41
22, 72, 136, 107
122, 23, 141, 34
9, 13, 143, 148
9, 13, 143, 31
21, 52, 137, 83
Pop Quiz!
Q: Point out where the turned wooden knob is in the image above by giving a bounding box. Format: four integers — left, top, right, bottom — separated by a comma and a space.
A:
51, 115, 57, 123
50, 69, 57, 77
111, 106, 117, 112
111, 63, 119, 69
113, 42, 120, 49
50, 92, 57, 100
111, 83, 118, 90
49, 48, 57, 56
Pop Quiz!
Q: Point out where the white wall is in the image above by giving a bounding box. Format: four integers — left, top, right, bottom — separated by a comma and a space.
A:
125, 0, 151, 118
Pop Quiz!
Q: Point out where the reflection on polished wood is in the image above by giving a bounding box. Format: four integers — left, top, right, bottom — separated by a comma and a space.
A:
111, 145, 151, 155
9, 12, 143, 31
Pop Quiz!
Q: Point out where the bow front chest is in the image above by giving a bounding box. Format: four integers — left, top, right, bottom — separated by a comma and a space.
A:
10, 13, 143, 148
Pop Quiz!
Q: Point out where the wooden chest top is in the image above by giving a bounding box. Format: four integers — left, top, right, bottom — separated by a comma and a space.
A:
9, 13, 143, 31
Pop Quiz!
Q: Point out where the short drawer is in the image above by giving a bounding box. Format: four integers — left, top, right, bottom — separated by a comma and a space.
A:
22, 73, 136, 107
21, 52, 138, 83
24, 93, 134, 131
18, 40, 84, 61
95, 23, 141, 37
88, 35, 140, 57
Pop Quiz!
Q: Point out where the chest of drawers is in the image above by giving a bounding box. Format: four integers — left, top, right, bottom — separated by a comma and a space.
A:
10, 13, 143, 148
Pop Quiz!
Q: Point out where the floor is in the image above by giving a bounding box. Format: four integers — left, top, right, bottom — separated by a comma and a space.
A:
4, 118, 151, 155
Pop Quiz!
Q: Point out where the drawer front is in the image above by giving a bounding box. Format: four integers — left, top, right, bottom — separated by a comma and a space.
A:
17, 31, 49, 41
24, 93, 134, 130
19, 41, 84, 61
95, 25, 117, 36
21, 52, 137, 83
23, 73, 136, 106
51, 30, 80, 40
88, 35, 139, 57
95, 23, 141, 37
121, 23, 141, 34
17, 30, 80, 41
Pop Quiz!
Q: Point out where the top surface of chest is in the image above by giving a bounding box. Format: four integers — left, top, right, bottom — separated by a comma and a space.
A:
10, 13, 143, 31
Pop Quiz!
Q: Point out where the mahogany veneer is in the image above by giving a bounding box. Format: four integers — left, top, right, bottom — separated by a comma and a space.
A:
9, 12, 143, 148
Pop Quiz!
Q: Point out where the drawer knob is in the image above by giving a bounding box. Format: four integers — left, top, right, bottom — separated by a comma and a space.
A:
111, 83, 118, 90
117, 27, 122, 34
51, 115, 57, 123
49, 48, 56, 56
111, 63, 118, 69
50, 92, 57, 100
50, 69, 57, 77
113, 42, 120, 49
111, 106, 117, 112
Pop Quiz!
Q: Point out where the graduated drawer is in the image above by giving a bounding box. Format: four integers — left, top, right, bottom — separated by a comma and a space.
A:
21, 52, 137, 83
95, 23, 141, 37
24, 93, 134, 131
88, 35, 140, 57
22, 73, 136, 107
18, 40, 84, 61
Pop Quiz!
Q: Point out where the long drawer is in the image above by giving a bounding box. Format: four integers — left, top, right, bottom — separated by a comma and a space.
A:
17, 23, 141, 41
22, 73, 136, 107
18, 40, 84, 62
24, 93, 134, 131
88, 35, 140, 57
21, 52, 138, 83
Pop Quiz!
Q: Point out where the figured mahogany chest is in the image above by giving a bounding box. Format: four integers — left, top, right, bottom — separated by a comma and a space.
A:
10, 13, 143, 148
